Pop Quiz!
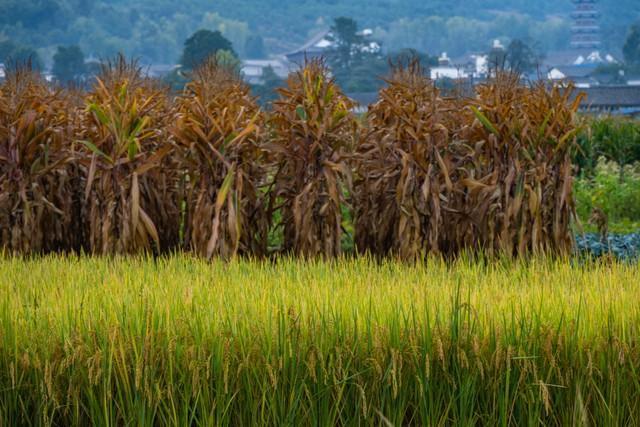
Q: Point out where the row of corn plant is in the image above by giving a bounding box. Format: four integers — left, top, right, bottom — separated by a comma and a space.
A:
356, 64, 583, 258
269, 60, 358, 257
1, 58, 584, 259
459, 74, 581, 256
355, 60, 465, 258
79, 57, 180, 255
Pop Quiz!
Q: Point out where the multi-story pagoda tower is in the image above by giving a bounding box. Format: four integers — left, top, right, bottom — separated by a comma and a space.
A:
571, 0, 601, 50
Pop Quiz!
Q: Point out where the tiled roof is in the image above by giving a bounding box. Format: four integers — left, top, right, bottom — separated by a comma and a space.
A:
552, 64, 599, 78
573, 86, 640, 108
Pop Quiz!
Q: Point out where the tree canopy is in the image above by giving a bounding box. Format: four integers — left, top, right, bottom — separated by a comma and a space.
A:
52, 45, 86, 84
180, 30, 236, 69
623, 23, 640, 65
0, 0, 638, 66
1, 41, 43, 72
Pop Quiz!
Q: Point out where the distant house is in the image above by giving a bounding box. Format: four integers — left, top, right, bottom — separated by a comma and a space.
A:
545, 49, 620, 88
144, 64, 179, 79
627, 75, 640, 87
241, 58, 291, 85
347, 92, 378, 114
572, 86, 640, 116
548, 64, 600, 88
284, 28, 380, 66
284, 30, 334, 66
430, 53, 468, 80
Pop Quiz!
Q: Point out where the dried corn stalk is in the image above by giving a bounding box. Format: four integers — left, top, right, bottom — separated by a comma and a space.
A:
0, 70, 82, 253
354, 60, 463, 258
458, 74, 582, 256
78, 56, 179, 255
268, 60, 358, 258
172, 59, 268, 259
355, 65, 581, 259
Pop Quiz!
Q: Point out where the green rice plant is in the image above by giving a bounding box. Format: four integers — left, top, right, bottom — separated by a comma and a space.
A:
78, 56, 180, 255
1, 256, 640, 425
267, 59, 358, 257
0, 69, 83, 253
172, 58, 268, 259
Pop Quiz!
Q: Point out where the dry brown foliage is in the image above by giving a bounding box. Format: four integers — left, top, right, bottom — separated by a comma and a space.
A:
0, 70, 83, 253
0, 57, 583, 259
268, 59, 358, 258
354, 60, 464, 258
172, 59, 268, 259
78, 56, 180, 255
459, 73, 582, 256
355, 65, 582, 259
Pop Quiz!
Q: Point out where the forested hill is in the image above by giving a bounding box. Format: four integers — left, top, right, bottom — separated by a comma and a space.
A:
1, 0, 639, 64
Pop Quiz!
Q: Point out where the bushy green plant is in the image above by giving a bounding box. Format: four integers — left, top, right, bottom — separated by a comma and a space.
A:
575, 158, 640, 232
575, 117, 640, 179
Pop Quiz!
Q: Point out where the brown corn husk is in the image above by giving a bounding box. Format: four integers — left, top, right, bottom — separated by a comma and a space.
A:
458, 73, 582, 256
354, 64, 581, 259
354, 60, 465, 259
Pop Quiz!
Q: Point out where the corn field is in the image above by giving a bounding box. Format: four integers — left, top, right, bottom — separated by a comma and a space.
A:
1, 58, 583, 258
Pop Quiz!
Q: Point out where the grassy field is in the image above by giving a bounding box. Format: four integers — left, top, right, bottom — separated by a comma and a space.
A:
1, 256, 640, 425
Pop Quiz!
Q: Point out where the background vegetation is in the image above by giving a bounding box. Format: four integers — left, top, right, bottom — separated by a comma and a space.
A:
574, 117, 640, 233
1, 0, 639, 65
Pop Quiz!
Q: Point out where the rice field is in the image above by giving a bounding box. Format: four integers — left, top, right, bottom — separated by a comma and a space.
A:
1, 255, 639, 425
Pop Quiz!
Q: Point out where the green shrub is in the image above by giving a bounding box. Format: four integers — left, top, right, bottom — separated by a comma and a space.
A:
575, 158, 640, 232
575, 117, 640, 178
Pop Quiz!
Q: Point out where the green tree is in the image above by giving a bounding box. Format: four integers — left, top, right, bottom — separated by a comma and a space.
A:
251, 65, 284, 107
486, 39, 541, 75
3, 45, 42, 72
329, 17, 363, 73
214, 50, 241, 74
167, 50, 240, 93
327, 17, 384, 92
52, 45, 86, 85
0, 39, 16, 61
341, 55, 387, 92
623, 23, 640, 65
505, 39, 542, 74
487, 42, 507, 73
389, 48, 439, 71
592, 63, 627, 85
245, 35, 266, 58
180, 29, 235, 69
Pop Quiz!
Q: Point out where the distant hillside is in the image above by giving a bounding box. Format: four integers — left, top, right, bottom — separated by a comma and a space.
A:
1, 0, 638, 64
